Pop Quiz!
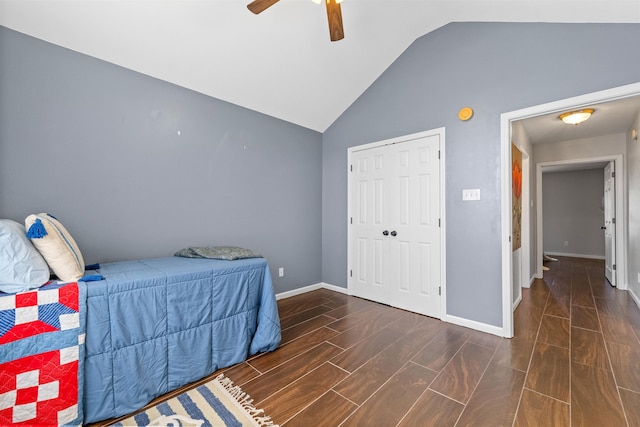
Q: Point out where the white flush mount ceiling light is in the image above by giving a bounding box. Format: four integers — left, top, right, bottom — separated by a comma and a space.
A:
559, 108, 594, 125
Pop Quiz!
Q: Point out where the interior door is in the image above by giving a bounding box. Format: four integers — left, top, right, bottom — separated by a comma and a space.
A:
350, 144, 392, 304
350, 134, 441, 318
604, 161, 616, 286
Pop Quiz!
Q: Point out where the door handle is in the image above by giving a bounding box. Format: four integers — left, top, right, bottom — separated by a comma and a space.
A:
390, 231, 397, 237
382, 230, 389, 236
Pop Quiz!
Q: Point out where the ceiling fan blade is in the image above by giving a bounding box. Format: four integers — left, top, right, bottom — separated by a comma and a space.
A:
325, 0, 344, 41
247, 0, 279, 14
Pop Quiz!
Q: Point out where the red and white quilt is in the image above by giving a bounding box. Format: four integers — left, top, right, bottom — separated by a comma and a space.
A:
0, 282, 85, 426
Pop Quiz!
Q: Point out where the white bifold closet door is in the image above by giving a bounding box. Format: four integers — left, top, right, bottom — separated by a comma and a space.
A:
349, 134, 442, 318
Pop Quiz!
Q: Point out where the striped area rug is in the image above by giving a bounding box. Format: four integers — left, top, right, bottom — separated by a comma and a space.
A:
113, 374, 279, 427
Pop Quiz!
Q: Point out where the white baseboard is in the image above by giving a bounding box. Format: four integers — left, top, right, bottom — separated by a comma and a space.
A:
629, 287, 640, 310
278, 283, 507, 338
512, 294, 522, 311
276, 282, 349, 300
544, 251, 605, 260
442, 314, 505, 337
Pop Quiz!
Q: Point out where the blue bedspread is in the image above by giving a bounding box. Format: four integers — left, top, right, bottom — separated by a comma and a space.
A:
82, 257, 281, 423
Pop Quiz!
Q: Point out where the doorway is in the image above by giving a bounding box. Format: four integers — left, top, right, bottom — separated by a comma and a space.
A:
536, 156, 622, 286
500, 83, 639, 338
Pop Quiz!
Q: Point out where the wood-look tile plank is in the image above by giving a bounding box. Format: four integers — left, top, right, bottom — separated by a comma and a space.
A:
606, 341, 640, 392
571, 305, 600, 331
330, 312, 423, 373
596, 294, 640, 328
548, 282, 572, 300
333, 319, 441, 404
326, 308, 404, 350
492, 329, 537, 372
429, 342, 494, 404
589, 274, 617, 299
571, 284, 596, 308
466, 329, 503, 350
322, 296, 373, 320
279, 305, 335, 330
326, 303, 398, 333
397, 390, 463, 427
538, 315, 570, 348
314, 290, 351, 309
282, 391, 356, 427
221, 362, 260, 386
595, 296, 625, 318
411, 328, 470, 372
248, 326, 338, 373
341, 362, 436, 427
525, 341, 570, 402
514, 303, 544, 335
514, 388, 570, 427
571, 327, 609, 370
529, 278, 551, 294
242, 342, 343, 403
521, 287, 549, 309
277, 290, 330, 318
280, 314, 336, 345
455, 362, 526, 427
257, 362, 348, 424
600, 313, 640, 348
571, 361, 626, 427
544, 296, 571, 319
619, 388, 640, 427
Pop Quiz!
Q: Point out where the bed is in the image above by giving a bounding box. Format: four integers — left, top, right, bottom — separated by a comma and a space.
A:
0, 255, 281, 425
83, 256, 281, 423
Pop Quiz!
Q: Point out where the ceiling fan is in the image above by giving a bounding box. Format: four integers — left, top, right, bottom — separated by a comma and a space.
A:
247, 0, 345, 42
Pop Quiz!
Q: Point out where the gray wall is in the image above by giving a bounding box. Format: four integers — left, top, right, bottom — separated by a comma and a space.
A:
322, 23, 640, 327
0, 26, 323, 294
628, 111, 640, 300
542, 169, 605, 257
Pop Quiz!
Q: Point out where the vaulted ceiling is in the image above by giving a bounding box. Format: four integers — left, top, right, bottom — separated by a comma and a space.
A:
1, 0, 638, 132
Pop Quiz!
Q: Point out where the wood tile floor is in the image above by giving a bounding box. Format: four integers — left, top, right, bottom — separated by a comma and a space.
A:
97, 256, 640, 426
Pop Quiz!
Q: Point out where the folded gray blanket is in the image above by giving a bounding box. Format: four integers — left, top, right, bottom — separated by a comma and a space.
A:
174, 246, 262, 260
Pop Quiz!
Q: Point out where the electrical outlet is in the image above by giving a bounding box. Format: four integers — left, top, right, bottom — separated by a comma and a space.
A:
637, 272, 640, 284
564, 241, 569, 247
278, 267, 284, 277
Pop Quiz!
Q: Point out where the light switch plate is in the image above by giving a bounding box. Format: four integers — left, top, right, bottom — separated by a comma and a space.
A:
462, 189, 481, 201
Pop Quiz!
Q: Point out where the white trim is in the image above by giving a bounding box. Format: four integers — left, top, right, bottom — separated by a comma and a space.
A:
319, 282, 350, 295
346, 128, 447, 320
629, 288, 640, 310
530, 275, 537, 287
543, 251, 606, 260
513, 293, 522, 311
501, 82, 640, 338
500, 109, 514, 338
276, 282, 349, 300
443, 314, 504, 337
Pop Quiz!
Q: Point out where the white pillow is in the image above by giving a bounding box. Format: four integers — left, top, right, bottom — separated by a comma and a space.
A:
0, 219, 50, 293
25, 213, 85, 282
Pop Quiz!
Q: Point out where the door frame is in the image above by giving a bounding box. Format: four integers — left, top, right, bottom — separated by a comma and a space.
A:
500, 82, 639, 338
347, 127, 447, 319
536, 155, 624, 286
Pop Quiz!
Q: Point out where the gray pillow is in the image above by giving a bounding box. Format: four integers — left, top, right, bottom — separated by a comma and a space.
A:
174, 246, 262, 260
